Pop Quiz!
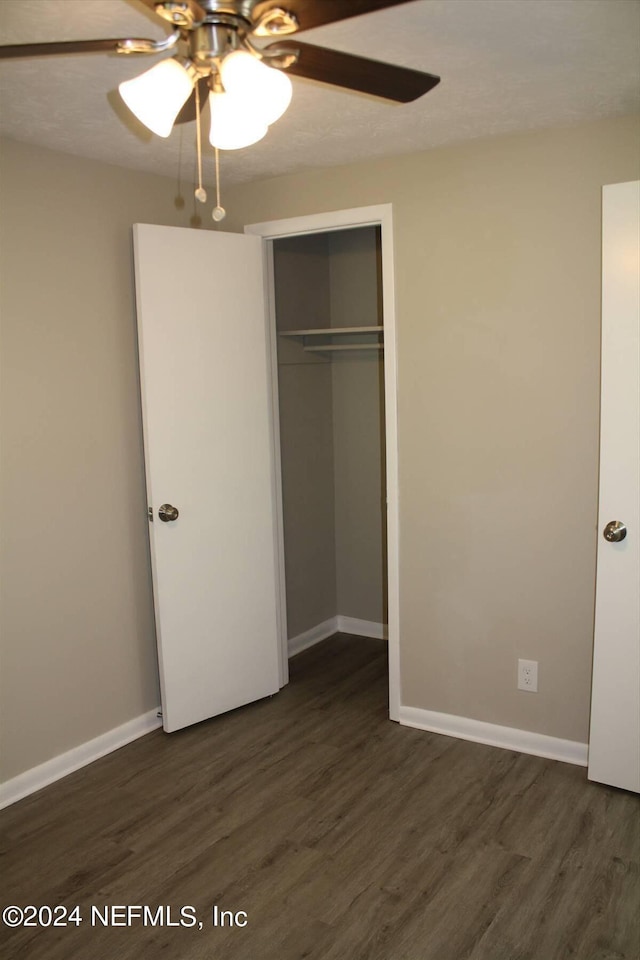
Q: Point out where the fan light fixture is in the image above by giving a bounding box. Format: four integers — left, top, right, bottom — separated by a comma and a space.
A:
209, 52, 292, 149
219, 50, 292, 126
119, 49, 292, 148
208, 91, 268, 150
119, 58, 196, 139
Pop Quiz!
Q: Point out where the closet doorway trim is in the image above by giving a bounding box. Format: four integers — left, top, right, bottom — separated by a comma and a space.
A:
245, 205, 400, 723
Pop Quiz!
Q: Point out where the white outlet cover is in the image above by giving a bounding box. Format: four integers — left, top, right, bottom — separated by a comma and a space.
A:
518, 659, 538, 693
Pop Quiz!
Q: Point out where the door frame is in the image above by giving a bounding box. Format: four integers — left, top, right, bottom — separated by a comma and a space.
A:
245, 204, 401, 721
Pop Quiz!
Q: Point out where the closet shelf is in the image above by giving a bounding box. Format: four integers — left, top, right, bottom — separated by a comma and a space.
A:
278, 326, 384, 353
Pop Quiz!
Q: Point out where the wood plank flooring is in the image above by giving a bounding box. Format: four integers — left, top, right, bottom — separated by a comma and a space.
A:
1, 634, 638, 960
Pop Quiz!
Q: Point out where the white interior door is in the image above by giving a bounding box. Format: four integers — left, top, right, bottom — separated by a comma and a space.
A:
588, 181, 640, 793
133, 223, 280, 733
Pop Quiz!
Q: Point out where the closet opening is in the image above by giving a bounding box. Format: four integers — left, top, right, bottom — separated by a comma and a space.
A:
246, 205, 399, 719
271, 225, 389, 700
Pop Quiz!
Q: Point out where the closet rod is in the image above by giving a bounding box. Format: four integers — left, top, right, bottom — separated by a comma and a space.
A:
303, 343, 384, 353
279, 325, 383, 338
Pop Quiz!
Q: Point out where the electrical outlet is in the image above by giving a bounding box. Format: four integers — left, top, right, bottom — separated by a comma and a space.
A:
518, 659, 538, 692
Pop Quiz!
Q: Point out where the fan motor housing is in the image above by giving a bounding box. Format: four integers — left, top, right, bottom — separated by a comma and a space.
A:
153, 0, 257, 26
191, 22, 242, 66
200, 0, 257, 16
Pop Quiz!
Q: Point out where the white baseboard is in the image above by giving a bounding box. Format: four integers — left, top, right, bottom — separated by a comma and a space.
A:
288, 616, 388, 657
288, 617, 338, 657
0, 708, 162, 810
337, 616, 388, 640
399, 705, 588, 767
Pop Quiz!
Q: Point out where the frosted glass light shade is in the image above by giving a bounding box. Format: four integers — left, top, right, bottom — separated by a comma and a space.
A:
208, 91, 268, 150
119, 59, 194, 138
220, 50, 292, 126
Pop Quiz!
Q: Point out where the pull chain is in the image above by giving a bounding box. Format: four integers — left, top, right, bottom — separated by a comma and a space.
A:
212, 147, 226, 222
194, 81, 207, 204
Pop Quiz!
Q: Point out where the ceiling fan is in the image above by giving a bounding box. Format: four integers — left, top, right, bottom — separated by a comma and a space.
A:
0, 1, 440, 215
0, 1, 440, 115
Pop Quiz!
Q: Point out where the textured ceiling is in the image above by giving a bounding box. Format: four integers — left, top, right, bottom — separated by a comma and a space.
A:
0, 0, 638, 188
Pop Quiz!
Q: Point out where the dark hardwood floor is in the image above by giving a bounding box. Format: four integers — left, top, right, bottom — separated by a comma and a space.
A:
1, 634, 638, 960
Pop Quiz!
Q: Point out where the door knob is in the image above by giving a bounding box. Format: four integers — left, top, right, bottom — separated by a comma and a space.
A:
158, 503, 179, 522
603, 520, 626, 543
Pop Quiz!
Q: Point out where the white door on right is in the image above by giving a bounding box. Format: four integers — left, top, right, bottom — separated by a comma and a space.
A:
588, 180, 640, 793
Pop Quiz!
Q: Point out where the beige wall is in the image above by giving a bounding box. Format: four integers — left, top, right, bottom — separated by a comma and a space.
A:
332, 355, 387, 624
273, 235, 337, 637
231, 116, 640, 743
0, 139, 201, 781
328, 229, 387, 624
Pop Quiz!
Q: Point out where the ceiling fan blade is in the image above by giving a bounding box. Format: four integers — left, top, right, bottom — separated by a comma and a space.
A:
173, 76, 211, 124
0, 39, 137, 59
252, 0, 414, 33
266, 40, 440, 103
137, 0, 207, 20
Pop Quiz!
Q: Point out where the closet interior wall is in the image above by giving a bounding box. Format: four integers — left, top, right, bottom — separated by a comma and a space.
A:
273, 227, 387, 645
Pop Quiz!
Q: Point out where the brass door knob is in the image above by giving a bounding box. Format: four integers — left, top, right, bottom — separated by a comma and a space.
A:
158, 503, 179, 522
603, 520, 626, 543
